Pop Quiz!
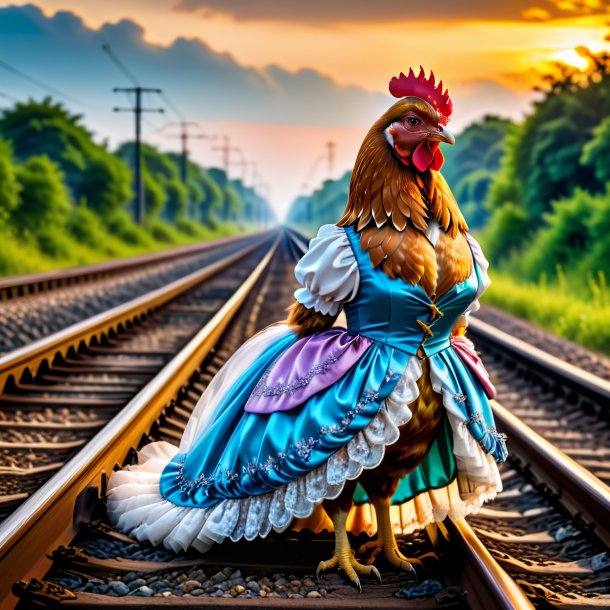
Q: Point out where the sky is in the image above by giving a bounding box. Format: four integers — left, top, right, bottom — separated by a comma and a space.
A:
0, 1, 608, 218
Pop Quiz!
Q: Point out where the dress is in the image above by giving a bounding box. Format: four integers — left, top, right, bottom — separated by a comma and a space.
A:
107, 224, 506, 553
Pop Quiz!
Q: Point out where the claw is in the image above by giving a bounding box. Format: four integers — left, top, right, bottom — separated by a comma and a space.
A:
386, 548, 422, 581
316, 556, 338, 581
370, 565, 382, 584
316, 553, 381, 592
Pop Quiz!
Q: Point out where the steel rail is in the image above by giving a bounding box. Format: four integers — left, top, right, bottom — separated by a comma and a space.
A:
0, 233, 259, 300
448, 519, 535, 610
469, 317, 610, 404
0, 236, 270, 391
0, 237, 280, 610
491, 399, 610, 547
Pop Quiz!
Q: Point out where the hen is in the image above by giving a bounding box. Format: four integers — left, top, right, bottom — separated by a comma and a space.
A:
288, 68, 499, 586
107, 67, 506, 593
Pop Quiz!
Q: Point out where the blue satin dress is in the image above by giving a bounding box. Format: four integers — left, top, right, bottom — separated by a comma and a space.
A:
159, 225, 507, 509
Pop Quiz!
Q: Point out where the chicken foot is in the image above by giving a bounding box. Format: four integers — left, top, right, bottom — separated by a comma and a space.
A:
358, 496, 421, 579
316, 509, 382, 592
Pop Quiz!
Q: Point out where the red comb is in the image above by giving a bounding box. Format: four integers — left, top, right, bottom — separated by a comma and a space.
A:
389, 66, 453, 124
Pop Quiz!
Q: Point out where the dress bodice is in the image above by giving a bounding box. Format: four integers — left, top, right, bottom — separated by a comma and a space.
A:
343, 226, 481, 357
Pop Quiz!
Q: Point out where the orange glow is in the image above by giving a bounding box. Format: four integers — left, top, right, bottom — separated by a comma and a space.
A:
5, 2, 608, 94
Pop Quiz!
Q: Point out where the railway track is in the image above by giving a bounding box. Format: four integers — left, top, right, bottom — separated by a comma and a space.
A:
0, 233, 274, 520
0, 228, 608, 608
0, 233, 261, 355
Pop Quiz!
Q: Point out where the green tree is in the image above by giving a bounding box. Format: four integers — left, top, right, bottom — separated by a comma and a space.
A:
520, 189, 599, 280
0, 98, 132, 216
0, 139, 21, 225
13, 155, 71, 233
480, 203, 530, 264
161, 177, 188, 222
224, 184, 243, 220
581, 116, 610, 183
485, 57, 610, 226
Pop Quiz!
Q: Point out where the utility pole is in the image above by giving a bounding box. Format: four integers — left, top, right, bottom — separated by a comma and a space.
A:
212, 135, 241, 176
113, 87, 164, 224
163, 122, 213, 185
212, 135, 240, 220
326, 141, 336, 179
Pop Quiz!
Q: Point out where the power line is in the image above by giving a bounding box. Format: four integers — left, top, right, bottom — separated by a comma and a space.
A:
160, 92, 185, 121
102, 44, 139, 86
300, 154, 324, 194
0, 58, 85, 107
0, 91, 19, 103
103, 44, 165, 225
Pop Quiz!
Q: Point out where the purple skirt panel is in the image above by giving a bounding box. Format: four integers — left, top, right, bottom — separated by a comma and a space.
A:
244, 328, 372, 414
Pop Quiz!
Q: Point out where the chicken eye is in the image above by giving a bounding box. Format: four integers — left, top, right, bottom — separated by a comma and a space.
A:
406, 117, 421, 127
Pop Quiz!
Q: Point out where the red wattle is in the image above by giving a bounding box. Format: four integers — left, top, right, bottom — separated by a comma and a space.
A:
430, 146, 444, 171
412, 141, 434, 172
412, 141, 444, 172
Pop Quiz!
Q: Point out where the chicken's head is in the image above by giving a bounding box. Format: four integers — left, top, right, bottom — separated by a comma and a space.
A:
384, 67, 455, 172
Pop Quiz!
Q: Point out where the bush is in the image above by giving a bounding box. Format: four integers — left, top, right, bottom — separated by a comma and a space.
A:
67, 204, 131, 256
145, 219, 182, 244
480, 203, 530, 264
176, 218, 209, 238
36, 226, 73, 258
518, 189, 599, 280
105, 210, 154, 247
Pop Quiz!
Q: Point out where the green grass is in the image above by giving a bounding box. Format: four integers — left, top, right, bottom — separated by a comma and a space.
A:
483, 270, 610, 356
0, 220, 241, 278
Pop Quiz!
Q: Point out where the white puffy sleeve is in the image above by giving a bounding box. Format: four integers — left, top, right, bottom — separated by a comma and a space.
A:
464, 233, 491, 321
294, 224, 359, 316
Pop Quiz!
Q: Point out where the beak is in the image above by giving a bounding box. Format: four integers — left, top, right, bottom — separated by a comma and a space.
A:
429, 123, 455, 146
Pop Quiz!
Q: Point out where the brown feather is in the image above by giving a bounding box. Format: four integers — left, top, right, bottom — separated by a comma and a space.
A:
434, 231, 473, 298
286, 301, 337, 338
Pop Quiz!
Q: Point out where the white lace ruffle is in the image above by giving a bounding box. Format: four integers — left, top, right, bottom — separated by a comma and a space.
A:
294, 224, 359, 316
107, 351, 501, 551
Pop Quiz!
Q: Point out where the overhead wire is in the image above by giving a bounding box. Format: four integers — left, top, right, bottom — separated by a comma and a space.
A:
0, 58, 86, 107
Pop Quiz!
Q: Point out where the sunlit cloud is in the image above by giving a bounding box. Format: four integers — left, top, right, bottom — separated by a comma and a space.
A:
521, 6, 552, 20
552, 48, 591, 69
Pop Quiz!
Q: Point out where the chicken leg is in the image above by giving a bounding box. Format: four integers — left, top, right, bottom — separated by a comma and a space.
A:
358, 496, 421, 579
316, 508, 381, 592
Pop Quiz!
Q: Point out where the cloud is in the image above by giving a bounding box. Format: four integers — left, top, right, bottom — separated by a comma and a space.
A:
521, 6, 553, 20
173, 0, 608, 23
0, 4, 389, 130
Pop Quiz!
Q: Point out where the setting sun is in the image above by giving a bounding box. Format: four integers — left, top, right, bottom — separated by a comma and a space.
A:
552, 48, 590, 70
